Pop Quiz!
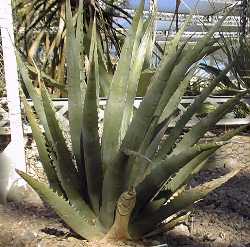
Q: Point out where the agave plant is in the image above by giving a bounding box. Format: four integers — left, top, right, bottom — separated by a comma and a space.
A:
16, 0, 246, 241
197, 35, 250, 117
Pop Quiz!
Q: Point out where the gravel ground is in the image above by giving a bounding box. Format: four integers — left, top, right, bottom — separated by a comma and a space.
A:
0, 134, 249, 246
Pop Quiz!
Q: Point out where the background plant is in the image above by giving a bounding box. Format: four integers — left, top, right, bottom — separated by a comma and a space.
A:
197, 35, 250, 117
13, 0, 134, 96
16, 0, 246, 241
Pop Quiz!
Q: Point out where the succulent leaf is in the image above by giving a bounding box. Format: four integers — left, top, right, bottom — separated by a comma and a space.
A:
16, 51, 53, 143
101, 1, 145, 172
134, 142, 225, 216
166, 125, 250, 193
120, 15, 155, 142
130, 168, 240, 237
100, 15, 192, 228
17, 170, 104, 240
76, 0, 85, 84
100, 0, 146, 227
174, 91, 246, 154
82, 21, 103, 215
66, 0, 86, 184
26, 65, 67, 92
22, 96, 63, 195
156, 62, 239, 159
144, 212, 191, 238
158, 69, 195, 124
41, 84, 96, 221
122, 14, 191, 154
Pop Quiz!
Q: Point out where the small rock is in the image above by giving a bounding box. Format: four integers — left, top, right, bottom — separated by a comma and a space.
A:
13, 231, 37, 247
67, 237, 77, 241
169, 224, 190, 237
213, 238, 229, 247
203, 232, 216, 241
229, 242, 245, 247
22, 231, 37, 241
135, 244, 144, 247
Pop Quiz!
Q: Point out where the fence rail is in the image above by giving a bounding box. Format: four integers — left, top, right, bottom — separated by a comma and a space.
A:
1, 96, 250, 136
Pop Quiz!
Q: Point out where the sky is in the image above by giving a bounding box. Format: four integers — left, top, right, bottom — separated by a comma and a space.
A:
114, 0, 234, 32
125, 0, 230, 15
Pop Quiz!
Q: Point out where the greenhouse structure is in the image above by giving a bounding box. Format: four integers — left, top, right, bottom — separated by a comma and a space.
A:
0, 0, 249, 246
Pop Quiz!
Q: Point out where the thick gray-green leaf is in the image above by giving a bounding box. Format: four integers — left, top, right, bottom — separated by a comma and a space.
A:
27, 65, 67, 93
66, 0, 86, 182
100, 14, 192, 229
22, 96, 62, 195
151, 13, 229, 125
137, 69, 155, 96
76, 0, 85, 83
134, 142, 225, 216
16, 51, 52, 143
121, 15, 191, 154
82, 24, 103, 215
155, 62, 237, 160
100, 0, 145, 228
17, 170, 104, 240
166, 124, 249, 194
130, 168, 240, 237
151, 125, 249, 210
101, 4, 144, 171
158, 70, 194, 124
41, 85, 95, 221
174, 91, 246, 155
120, 16, 154, 142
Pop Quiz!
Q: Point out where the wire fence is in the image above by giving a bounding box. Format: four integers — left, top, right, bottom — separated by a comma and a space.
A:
0, 30, 5, 84
0, 29, 10, 150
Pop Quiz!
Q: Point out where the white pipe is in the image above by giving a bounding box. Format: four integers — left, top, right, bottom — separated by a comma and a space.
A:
0, 0, 26, 203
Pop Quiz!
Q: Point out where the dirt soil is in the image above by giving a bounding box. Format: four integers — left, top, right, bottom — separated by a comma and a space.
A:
0, 137, 250, 247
